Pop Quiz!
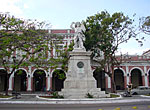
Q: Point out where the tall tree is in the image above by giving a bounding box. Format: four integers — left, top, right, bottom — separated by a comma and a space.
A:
0, 13, 50, 95
84, 11, 139, 92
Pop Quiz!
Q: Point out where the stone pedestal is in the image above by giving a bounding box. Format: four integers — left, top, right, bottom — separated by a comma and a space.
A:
59, 48, 108, 98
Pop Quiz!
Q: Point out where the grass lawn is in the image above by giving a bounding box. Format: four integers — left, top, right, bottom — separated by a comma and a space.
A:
109, 94, 120, 98
0, 94, 12, 98
145, 94, 150, 96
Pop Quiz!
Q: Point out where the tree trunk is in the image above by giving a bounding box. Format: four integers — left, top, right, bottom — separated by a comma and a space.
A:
111, 76, 116, 93
5, 73, 10, 96
111, 65, 116, 93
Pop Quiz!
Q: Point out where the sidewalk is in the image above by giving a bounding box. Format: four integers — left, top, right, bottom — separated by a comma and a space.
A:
0, 94, 150, 104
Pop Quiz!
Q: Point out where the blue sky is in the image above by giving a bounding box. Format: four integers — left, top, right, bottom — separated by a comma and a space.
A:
0, 0, 149, 55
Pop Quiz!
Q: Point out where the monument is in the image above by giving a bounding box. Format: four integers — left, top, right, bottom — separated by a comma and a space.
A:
59, 22, 109, 98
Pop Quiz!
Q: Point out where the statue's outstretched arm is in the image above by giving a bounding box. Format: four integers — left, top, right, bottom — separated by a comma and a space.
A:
70, 22, 75, 30
81, 23, 86, 32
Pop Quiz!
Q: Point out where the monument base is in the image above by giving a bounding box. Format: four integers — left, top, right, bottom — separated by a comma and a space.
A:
60, 88, 108, 99
59, 48, 109, 98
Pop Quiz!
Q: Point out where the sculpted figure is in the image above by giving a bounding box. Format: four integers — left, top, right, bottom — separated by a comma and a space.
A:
70, 21, 86, 49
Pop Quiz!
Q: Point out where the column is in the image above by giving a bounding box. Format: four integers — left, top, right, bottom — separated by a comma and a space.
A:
27, 76, 32, 91
105, 75, 111, 89
144, 66, 148, 87
8, 74, 14, 91
46, 68, 51, 91
8, 68, 14, 91
124, 76, 127, 89
46, 76, 50, 91
50, 71, 53, 90
53, 48, 56, 58
126, 66, 130, 84
27, 67, 32, 91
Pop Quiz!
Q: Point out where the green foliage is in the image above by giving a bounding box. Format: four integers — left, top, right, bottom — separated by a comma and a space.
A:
84, 10, 136, 93
59, 43, 74, 71
0, 94, 12, 98
145, 94, 150, 96
16, 70, 23, 75
36, 71, 45, 75
84, 10, 134, 57
84, 10, 137, 71
0, 13, 51, 95
0, 13, 50, 69
53, 69, 66, 80
110, 94, 120, 98
52, 92, 64, 98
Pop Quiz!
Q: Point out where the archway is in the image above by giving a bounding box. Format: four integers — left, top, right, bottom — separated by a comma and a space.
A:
33, 70, 46, 91
114, 69, 124, 90
0, 69, 7, 91
52, 70, 66, 91
131, 69, 143, 88
14, 69, 27, 91
93, 69, 106, 91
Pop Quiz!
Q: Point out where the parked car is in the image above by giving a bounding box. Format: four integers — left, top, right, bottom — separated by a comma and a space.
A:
131, 86, 150, 95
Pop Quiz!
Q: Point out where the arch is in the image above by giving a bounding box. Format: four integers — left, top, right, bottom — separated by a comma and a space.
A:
52, 69, 66, 91
51, 68, 67, 77
147, 68, 150, 74
114, 69, 125, 90
93, 69, 106, 91
130, 68, 143, 88
32, 68, 48, 77
33, 69, 46, 91
114, 67, 126, 76
129, 67, 144, 76
0, 69, 7, 91
14, 69, 27, 91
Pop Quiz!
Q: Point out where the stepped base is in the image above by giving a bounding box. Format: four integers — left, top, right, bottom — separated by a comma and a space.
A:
59, 88, 109, 99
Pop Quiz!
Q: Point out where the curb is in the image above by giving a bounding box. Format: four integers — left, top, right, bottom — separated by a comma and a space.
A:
0, 99, 150, 104
36, 94, 122, 101
0, 98, 150, 104
140, 95, 150, 98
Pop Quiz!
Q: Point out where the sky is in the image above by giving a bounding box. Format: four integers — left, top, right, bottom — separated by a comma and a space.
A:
0, 0, 149, 55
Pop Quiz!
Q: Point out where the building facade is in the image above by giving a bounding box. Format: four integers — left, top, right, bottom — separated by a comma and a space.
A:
0, 29, 150, 92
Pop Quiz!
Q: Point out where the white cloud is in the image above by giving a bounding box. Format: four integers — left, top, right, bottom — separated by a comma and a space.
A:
0, 0, 27, 17
23, 4, 29, 9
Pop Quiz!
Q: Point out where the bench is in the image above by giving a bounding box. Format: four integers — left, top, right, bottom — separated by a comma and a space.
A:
12, 91, 21, 99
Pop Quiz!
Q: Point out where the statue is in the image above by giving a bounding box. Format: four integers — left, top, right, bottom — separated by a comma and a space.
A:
70, 21, 86, 49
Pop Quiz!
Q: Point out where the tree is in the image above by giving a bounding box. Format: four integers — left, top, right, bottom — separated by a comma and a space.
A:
32, 33, 66, 73
0, 13, 50, 95
84, 11, 139, 92
139, 16, 150, 35
60, 43, 74, 71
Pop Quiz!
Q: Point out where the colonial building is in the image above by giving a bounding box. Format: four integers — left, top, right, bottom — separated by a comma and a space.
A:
0, 29, 150, 92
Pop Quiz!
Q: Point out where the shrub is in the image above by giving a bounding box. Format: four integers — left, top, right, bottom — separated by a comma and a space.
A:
86, 93, 94, 98
52, 92, 64, 98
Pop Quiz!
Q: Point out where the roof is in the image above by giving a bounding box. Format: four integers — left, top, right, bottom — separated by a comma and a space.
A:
142, 50, 150, 56
49, 29, 75, 34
